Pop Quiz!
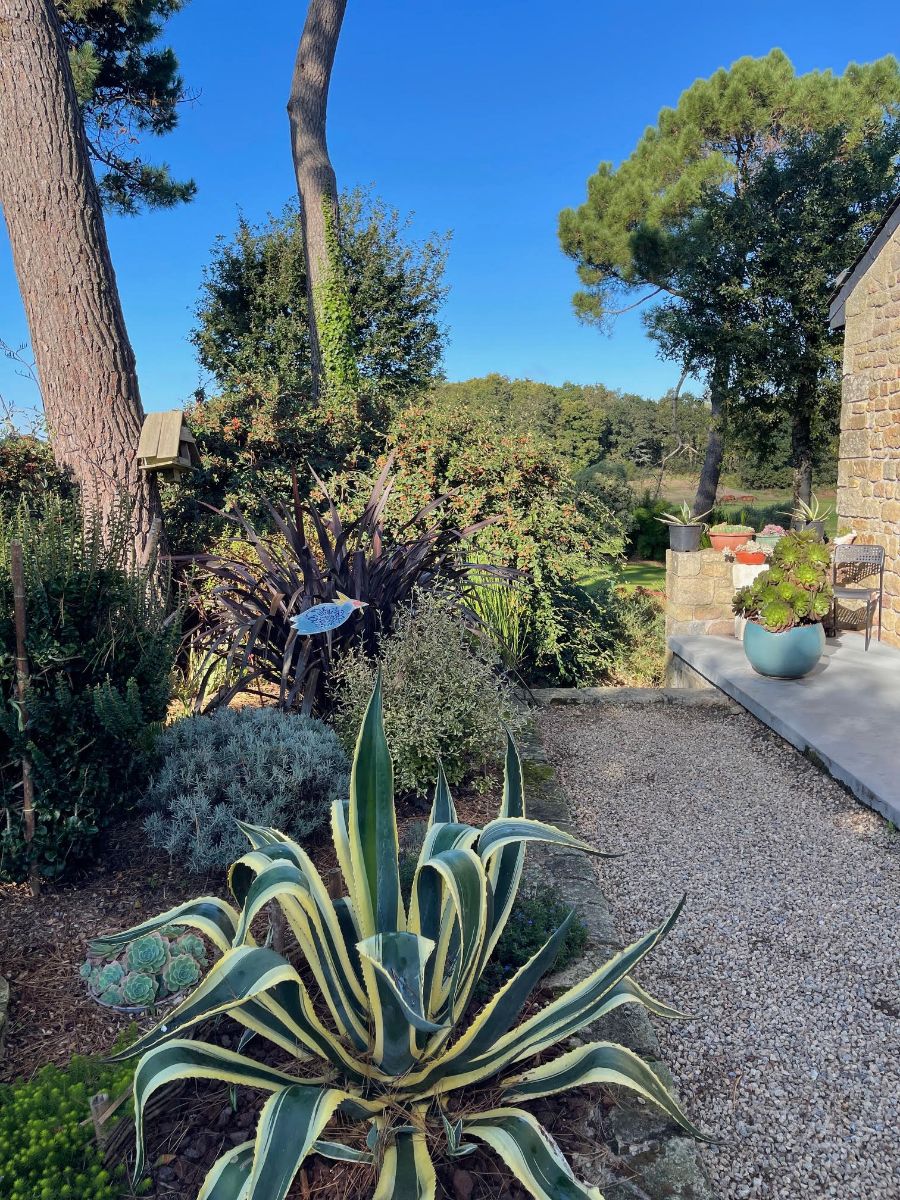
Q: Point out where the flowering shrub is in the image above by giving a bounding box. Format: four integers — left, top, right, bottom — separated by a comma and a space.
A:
379, 399, 629, 686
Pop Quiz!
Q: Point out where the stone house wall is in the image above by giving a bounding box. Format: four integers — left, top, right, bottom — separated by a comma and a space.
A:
665, 549, 735, 637
836, 223, 900, 645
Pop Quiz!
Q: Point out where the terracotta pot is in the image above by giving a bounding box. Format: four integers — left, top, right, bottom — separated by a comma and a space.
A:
709, 532, 752, 552
735, 548, 766, 565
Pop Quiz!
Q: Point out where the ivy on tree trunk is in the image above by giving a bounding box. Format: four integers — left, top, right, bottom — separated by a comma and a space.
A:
288, 0, 355, 403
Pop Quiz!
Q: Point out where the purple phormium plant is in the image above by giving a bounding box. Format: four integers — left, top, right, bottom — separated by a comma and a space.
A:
176, 457, 513, 715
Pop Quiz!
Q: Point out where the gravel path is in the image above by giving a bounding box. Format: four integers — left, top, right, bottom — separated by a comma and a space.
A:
538, 702, 899, 1200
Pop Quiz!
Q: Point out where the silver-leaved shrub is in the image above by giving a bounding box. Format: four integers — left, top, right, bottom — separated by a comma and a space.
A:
143, 707, 348, 870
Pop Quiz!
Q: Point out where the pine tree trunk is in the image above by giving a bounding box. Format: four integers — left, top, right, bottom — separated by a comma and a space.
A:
0, 0, 160, 553
287, 0, 347, 401
692, 386, 725, 517
790, 381, 814, 514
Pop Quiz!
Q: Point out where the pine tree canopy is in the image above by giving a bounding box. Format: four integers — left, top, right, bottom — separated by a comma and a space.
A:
58, 0, 196, 213
559, 49, 900, 325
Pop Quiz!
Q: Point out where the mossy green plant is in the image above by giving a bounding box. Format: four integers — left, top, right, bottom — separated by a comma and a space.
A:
0, 1035, 146, 1200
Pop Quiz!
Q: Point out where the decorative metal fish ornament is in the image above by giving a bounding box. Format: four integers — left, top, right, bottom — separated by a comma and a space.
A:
291, 591, 367, 636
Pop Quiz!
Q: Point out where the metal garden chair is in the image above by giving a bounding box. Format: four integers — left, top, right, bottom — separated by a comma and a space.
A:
831, 544, 885, 650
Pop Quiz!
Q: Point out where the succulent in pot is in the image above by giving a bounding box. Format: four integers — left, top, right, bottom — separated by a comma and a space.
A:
708, 522, 754, 552
655, 502, 712, 552
732, 532, 832, 678
782, 494, 834, 541
755, 524, 786, 551
80, 926, 208, 1012
734, 543, 767, 566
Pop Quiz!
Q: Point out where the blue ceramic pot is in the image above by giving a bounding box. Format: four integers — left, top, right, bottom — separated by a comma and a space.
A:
743, 621, 825, 679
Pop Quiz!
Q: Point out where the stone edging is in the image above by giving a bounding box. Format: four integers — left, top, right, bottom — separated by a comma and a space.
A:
519, 720, 715, 1199
530, 684, 735, 709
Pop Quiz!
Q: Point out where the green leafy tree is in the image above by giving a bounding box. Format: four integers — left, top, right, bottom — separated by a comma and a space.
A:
383, 397, 628, 686
716, 124, 899, 503
59, 0, 196, 213
164, 191, 448, 551
560, 49, 900, 511
428, 375, 710, 477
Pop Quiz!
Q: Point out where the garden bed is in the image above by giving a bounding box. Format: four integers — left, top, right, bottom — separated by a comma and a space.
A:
0, 728, 714, 1200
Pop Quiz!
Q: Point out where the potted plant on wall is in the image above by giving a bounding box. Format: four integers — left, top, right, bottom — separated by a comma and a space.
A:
756, 523, 786, 551
655, 502, 712, 552
708, 522, 754, 552
734, 542, 767, 565
732, 531, 833, 679
785, 494, 834, 541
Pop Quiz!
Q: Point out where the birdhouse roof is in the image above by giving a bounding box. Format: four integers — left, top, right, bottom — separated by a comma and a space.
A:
137, 410, 199, 466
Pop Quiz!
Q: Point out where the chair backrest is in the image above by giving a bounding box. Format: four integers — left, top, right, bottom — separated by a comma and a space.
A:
833, 543, 884, 584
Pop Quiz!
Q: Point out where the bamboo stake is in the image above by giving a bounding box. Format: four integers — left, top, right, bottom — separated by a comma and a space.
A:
10, 540, 39, 897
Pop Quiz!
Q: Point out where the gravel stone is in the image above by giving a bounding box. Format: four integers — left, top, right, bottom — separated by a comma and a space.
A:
538, 702, 899, 1200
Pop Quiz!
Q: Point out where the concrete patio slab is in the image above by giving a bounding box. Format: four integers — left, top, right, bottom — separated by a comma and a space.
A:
668, 632, 900, 824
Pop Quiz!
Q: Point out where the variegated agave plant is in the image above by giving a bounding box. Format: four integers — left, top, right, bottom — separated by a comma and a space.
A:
98, 679, 705, 1199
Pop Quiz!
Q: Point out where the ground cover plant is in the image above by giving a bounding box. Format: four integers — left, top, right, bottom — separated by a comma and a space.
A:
96, 677, 707, 1199
143, 706, 348, 871
0, 500, 176, 883
0, 1043, 139, 1200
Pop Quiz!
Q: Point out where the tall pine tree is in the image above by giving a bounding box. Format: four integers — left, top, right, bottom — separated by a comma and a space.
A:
560, 50, 900, 512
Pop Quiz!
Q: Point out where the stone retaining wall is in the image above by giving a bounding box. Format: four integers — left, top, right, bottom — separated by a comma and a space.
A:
836, 224, 900, 645
665, 548, 735, 638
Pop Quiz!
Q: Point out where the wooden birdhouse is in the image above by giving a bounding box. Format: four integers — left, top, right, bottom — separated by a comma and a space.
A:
136, 410, 199, 482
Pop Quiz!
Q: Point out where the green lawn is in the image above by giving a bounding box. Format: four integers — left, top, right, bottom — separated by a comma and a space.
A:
620, 560, 666, 591
581, 560, 666, 596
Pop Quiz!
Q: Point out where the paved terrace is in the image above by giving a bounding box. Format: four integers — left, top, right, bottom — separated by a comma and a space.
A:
669, 633, 900, 826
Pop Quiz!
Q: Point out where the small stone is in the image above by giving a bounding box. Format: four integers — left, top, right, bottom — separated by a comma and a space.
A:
452, 1168, 475, 1200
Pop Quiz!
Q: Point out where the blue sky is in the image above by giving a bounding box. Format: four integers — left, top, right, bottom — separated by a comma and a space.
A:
1, 0, 897, 417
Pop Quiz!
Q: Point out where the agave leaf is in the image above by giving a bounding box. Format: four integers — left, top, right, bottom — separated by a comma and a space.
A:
424, 900, 684, 1093
461, 1107, 602, 1200
485, 731, 526, 959
240, 1085, 360, 1200
349, 673, 402, 938
409, 846, 489, 1018
90, 896, 241, 957
373, 1112, 437, 1200
477, 817, 616, 864
312, 1140, 374, 1164
357, 933, 444, 1074
196, 1141, 254, 1200
429, 761, 457, 827
229, 858, 369, 1048
399, 912, 574, 1096
130, 1040, 314, 1180
502, 1041, 711, 1140
110, 947, 301, 1060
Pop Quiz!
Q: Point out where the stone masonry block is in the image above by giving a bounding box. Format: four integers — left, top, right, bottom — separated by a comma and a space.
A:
672, 577, 715, 605
840, 429, 874, 457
